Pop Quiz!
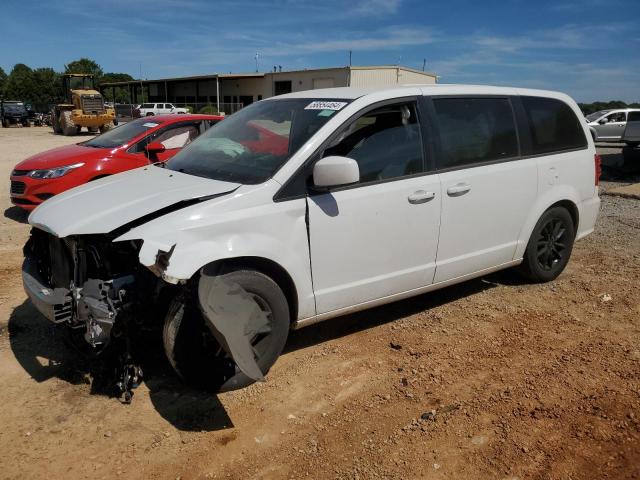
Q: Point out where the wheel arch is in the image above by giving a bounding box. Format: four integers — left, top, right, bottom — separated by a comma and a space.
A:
550, 199, 579, 235
197, 256, 299, 324
515, 188, 581, 260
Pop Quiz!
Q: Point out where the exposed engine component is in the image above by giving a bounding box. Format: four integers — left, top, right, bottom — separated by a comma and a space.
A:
76, 276, 134, 346
117, 362, 143, 404
22, 228, 157, 402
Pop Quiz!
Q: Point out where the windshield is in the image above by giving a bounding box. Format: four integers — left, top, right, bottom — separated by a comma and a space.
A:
167, 98, 351, 184
68, 76, 94, 89
585, 110, 610, 121
3, 103, 26, 113
83, 118, 160, 148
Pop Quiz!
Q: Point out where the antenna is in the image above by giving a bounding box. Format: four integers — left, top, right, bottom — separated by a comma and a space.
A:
255, 52, 260, 73
349, 50, 352, 66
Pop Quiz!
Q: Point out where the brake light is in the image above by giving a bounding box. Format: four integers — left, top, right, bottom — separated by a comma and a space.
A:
594, 153, 602, 186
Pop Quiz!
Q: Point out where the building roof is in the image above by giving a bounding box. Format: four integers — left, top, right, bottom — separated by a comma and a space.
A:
99, 65, 437, 87
100, 72, 264, 87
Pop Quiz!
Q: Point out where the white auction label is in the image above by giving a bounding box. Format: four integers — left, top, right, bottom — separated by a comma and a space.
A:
304, 101, 348, 111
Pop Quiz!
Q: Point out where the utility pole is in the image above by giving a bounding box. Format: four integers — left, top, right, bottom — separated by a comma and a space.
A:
349, 50, 352, 66
255, 52, 260, 73
422, 58, 426, 71
139, 62, 143, 103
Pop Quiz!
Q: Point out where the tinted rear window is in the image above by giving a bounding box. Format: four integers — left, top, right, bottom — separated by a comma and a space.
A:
628, 111, 640, 122
521, 96, 587, 155
433, 97, 519, 169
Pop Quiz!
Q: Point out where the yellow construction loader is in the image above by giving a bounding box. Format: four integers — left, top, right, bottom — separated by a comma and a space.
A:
52, 74, 116, 135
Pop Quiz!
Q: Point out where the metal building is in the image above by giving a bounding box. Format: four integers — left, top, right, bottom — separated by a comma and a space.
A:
99, 65, 437, 114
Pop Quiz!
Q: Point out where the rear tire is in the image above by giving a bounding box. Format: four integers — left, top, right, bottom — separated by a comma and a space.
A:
163, 269, 290, 392
60, 111, 77, 136
518, 207, 575, 283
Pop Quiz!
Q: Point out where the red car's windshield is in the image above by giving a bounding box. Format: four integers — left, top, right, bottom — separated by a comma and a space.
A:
83, 118, 161, 148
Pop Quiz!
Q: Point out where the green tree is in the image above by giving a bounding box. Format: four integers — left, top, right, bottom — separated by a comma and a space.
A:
578, 100, 639, 115
4, 63, 35, 102
0, 66, 7, 99
64, 58, 104, 81
100, 72, 134, 103
31, 68, 61, 110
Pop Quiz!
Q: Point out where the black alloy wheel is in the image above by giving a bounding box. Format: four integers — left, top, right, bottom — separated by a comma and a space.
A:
518, 207, 575, 282
535, 217, 569, 271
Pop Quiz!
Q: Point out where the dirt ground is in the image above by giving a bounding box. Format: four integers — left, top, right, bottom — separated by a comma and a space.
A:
0, 127, 639, 480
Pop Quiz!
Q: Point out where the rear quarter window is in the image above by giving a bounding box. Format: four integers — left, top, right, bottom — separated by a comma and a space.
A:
521, 96, 587, 155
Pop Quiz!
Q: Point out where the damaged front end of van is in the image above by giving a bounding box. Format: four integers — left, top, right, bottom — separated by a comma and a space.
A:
21, 166, 277, 401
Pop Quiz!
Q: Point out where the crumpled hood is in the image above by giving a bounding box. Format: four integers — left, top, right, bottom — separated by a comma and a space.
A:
15, 143, 107, 170
29, 166, 239, 237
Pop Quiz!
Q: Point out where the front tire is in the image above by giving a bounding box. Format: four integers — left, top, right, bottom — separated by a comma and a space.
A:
518, 207, 575, 282
163, 269, 290, 392
60, 111, 77, 136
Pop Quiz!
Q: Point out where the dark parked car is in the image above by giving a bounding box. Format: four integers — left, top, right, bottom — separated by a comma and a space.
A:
1, 101, 30, 127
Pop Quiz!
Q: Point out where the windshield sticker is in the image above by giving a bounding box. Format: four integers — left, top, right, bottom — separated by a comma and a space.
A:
317, 109, 335, 117
305, 101, 348, 111
143, 122, 158, 128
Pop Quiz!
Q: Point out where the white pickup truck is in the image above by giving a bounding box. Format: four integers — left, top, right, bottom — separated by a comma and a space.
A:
138, 103, 188, 116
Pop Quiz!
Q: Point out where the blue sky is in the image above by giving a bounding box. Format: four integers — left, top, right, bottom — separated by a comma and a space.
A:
1, 0, 638, 102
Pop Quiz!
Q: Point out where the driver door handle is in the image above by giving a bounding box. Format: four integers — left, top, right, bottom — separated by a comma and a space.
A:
447, 183, 471, 196
408, 190, 436, 204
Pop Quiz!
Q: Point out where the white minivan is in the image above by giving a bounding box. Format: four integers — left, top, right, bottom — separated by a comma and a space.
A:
24, 85, 601, 395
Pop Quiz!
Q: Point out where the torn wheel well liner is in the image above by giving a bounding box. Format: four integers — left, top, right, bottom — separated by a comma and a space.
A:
201, 256, 299, 324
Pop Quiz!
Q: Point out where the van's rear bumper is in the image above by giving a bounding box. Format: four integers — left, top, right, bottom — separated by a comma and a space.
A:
577, 195, 601, 240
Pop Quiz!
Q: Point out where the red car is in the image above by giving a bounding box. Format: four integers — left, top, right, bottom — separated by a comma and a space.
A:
10, 114, 223, 211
